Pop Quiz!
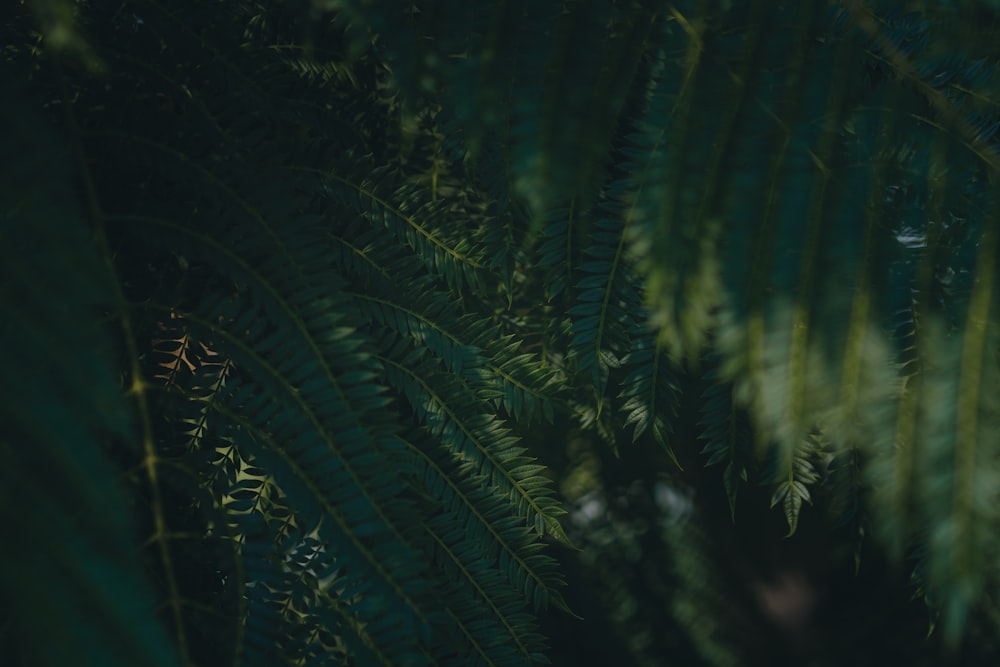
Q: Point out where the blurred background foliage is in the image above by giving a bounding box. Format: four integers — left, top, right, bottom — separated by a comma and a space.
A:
5, 0, 1000, 665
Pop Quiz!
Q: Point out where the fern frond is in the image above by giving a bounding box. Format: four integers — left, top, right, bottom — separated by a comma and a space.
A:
536, 204, 580, 302
687, 7, 911, 486
238, 515, 391, 667
699, 358, 753, 522
329, 220, 561, 422
911, 303, 1000, 646
422, 515, 551, 665
340, 0, 654, 217
769, 431, 825, 537
620, 14, 730, 362
0, 92, 180, 667
400, 428, 568, 615
483, 331, 561, 424
569, 190, 644, 408
618, 321, 681, 465
503, 1, 653, 216
317, 166, 489, 293
201, 372, 436, 664
826, 445, 867, 573
375, 333, 571, 546
357, 287, 560, 423
125, 219, 442, 656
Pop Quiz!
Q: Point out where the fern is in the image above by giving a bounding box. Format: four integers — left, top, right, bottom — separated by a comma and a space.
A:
699, 358, 754, 522
376, 333, 569, 545
568, 187, 644, 408
319, 166, 490, 294
619, 320, 681, 465
769, 432, 825, 537
10, 0, 1000, 663
330, 226, 560, 422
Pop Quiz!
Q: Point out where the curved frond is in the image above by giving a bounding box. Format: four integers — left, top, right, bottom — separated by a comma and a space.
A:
769, 431, 825, 537
0, 90, 180, 667
375, 333, 570, 546
699, 359, 754, 522
329, 226, 561, 423
568, 191, 644, 407
619, 322, 681, 465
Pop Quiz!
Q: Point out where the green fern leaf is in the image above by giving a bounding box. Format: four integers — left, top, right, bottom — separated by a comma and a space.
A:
769, 431, 824, 537
319, 167, 489, 294
376, 333, 572, 546
619, 322, 681, 465
329, 228, 561, 423
699, 359, 753, 521
569, 192, 644, 407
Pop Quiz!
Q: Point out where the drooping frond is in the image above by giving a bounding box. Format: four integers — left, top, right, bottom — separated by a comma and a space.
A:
142, 282, 438, 663
618, 321, 681, 466
699, 358, 754, 522
911, 305, 1000, 646
318, 165, 490, 294
620, 14, 728, 363
0, 89, 180, 667
568, 185, 644, 408
328, 222, 561, 423
536, 204, 580, 302
769, 431, 825, 537
336, 0, 658, 219
826, 445, 868, 574
375, 332, 570, 546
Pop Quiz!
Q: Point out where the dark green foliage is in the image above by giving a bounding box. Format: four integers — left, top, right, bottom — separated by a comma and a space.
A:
6, 0, 1000, 665
0, 88, 180, 667
699, 359, 753, 522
